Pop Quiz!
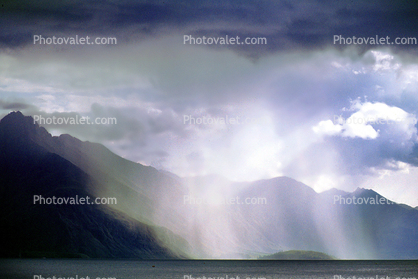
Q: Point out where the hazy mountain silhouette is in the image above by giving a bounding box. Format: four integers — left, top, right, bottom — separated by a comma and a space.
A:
0, 111, 189, 258
258, 250, 336, 260
233, 179, 418, 259
1, 111, 417, 259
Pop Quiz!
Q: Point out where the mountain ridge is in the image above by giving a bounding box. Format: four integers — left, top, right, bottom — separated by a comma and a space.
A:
1, 111, 418, 259
0, 111, 190, 259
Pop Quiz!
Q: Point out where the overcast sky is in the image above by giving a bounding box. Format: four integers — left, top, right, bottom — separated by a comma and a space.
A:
1, 0, 418, 207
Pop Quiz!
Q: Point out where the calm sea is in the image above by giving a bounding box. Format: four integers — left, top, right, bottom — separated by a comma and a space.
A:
0, 260, 417, 279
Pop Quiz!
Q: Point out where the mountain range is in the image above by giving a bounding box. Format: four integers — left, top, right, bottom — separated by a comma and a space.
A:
1, 111, 417, 259
0, 111, 190, 258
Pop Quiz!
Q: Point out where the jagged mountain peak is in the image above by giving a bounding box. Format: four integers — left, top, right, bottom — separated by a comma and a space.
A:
0, 111, 35, 129
1, 110, 25, 121
352, 187, 380, 197
0, 111, 51, 142
319, 188, 349, 196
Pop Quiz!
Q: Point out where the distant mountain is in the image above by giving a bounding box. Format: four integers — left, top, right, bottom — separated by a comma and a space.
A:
319, 188, 349, 197
179, 174, 418, 259
0, 111, 189, 258
330, 188, 418, 259
1, 111, 418, 259
233, 179, 418, 259
258, 250, 336, 260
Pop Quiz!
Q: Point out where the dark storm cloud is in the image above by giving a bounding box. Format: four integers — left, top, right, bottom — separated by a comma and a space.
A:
0, 0, 93, 47
0, 99, 188, 146
0, 99, 33, 110
2, 0, 418, 55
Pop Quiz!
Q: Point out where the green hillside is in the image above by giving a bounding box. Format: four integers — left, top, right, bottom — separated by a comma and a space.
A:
258, 250, 336, 260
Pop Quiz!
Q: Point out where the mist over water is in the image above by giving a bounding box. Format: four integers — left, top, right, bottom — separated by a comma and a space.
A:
2, 259, 417, 279
95, 167, 401, 259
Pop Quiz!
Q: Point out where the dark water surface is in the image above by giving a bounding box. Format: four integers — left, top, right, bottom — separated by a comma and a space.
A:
1, 259, 417, 279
